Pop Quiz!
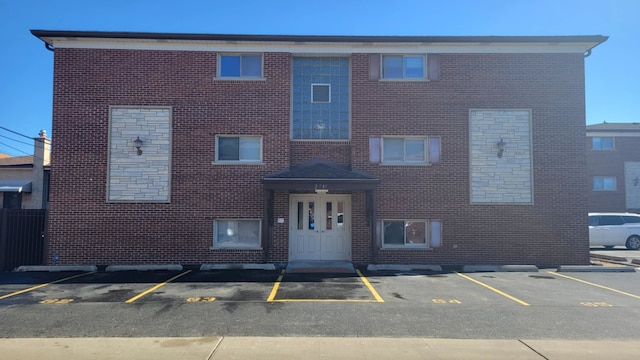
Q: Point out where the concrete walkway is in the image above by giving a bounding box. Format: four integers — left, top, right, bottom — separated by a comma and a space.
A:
1, 337, 638, 359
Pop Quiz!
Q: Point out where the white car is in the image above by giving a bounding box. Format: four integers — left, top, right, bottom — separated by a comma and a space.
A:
588, 212, 640, 250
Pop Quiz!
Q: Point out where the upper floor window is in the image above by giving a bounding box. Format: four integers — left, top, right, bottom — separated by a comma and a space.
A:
592, 137, 614, 150
593, 176, 616, 191
382, 55, 425, 80
311, 84, 331, 103
383, 137, 427, 164
215, 136, 262, 163
219, 54, 262, 78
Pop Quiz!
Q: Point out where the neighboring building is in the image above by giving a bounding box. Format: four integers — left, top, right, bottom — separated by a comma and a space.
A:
32, 30, 607, 267
0, 131, 50, 209
587, 122, 640, 213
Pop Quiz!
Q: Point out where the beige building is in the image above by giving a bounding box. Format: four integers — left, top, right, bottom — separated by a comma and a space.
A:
0, 131, 50, 209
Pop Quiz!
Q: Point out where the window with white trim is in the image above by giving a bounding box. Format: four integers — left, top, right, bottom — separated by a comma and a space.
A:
593, 176, 616, 191
215, 136, 262, 163
382, 55, 425, 79
219, 54, 263, 78
214, 219, 261, 249
381, 220, 442, 248
382, 137, 426, 164
592, 137, 614, 150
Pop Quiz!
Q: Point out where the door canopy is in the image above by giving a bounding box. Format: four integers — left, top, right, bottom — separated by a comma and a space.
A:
262, 158, 379, 192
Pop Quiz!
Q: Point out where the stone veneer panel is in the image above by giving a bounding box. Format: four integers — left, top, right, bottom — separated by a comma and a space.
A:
108, 106, 172, 202
624, 162, 640, 209
470, 109, 532, 204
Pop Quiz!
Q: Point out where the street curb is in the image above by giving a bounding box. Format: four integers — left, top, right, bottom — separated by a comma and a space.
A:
200, 264, 276, 271
105, 264, 183, 272
462, 265, 539, 272
15, 265, 98, 272
366, 264, 443, 272
557, 265, 637, 272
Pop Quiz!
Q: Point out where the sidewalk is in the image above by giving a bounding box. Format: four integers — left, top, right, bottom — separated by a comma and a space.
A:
1, 337, 639, 359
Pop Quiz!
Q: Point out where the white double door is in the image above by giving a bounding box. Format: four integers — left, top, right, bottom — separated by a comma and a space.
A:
289, 194, 351, 261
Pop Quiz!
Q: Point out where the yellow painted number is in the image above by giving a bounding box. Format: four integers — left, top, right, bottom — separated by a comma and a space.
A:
186, 297, 216, 303
40, 298, 74, 304
580, 302, 612, 307
432, 299, 461, 304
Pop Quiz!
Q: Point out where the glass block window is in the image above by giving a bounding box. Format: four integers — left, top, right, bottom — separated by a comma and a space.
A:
292, 57, 350, 140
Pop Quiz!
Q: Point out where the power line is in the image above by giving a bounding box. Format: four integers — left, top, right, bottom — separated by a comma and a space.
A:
0, 141, 31, 155
0, 134, 32, 146
0, 126, 33, 140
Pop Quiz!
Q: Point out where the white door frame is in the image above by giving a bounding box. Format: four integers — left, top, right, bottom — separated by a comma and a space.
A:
289, 194, 351, 261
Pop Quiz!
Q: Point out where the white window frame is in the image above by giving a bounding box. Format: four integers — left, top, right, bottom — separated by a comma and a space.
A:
593, 176, 616, 191
311, 83, 331, 103
381, 220, 431, 249
217, 53, 264, 79
213, 219, 262, 249
592, 137, 614, 150
381, 136, 428, 165
214, 135, 263, 164
381, 54, 426, 80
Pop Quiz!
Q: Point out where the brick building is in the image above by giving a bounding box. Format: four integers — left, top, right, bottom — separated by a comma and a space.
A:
587, 122, 640, 213
32, 30, 606, 267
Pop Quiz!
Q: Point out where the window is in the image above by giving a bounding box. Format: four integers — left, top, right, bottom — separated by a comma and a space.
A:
593, 176, 616, 191
623, 215, 640, 224
382, 137, 427, 164
311, 84, 330, 103
598, 216, 624, 226
219, 54, 262, 78
381, 220, 441, 248
291, 57, 350, 140
215, 136, 262, 163
382, 55, 425, 79
592, 137, 614, 150
214, 220, 261, 248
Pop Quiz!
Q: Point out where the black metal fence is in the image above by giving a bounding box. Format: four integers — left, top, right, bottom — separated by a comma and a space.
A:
0, 209, 47, 271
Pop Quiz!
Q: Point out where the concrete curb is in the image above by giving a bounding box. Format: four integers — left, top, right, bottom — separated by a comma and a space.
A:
105, 264, 183, 272
462, 265, 539, 272
590, 253, 628, 262
367, 264, 443, 272
200, 263, 276, 271
15, 265, 98, 272
557, 265, 637, 272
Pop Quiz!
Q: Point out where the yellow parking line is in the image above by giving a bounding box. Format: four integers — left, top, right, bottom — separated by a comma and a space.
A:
0, 272, 96, 300
125, 270, 192, 303
270, 299, 380, 303
456, 272, 530, 306
549, 271, 640, 299
356, 269, 384, 302
267, 270, 285, 302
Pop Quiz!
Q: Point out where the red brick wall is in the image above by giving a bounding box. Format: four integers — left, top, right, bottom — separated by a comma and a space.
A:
587, 135, 640, 212
48, 48, 589, 266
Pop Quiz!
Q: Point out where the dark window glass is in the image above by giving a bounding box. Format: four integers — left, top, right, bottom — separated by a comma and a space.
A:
623, 216, 640, 223
588, 216, 599, 226
383, 221, 405, 245
218, 137, 239, 160
599, 216, 624, 226
312, 84, 330, 102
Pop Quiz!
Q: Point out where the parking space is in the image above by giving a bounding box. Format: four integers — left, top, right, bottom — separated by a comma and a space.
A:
0, 268, 639, 309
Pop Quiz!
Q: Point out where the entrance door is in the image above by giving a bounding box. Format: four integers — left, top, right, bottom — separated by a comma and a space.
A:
289, 195, 351, 261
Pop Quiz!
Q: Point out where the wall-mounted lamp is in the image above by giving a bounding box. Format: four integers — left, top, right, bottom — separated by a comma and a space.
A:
634, 176, 639, 186
497, 138, 506, 158
133, 136, 143, 156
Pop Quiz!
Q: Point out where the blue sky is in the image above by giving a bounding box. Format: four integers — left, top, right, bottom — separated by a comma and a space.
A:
1, 0, 638, 156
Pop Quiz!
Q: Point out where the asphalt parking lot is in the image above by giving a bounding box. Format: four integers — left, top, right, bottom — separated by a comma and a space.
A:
0, 265, 639, 339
